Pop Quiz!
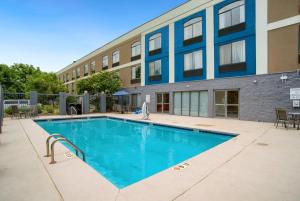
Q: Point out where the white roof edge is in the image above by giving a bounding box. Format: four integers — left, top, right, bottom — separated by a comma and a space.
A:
56, 0, 212, 75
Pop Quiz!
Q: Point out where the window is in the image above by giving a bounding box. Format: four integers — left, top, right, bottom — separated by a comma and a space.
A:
76, 68, 80, 78
66, 73, 69, 82
102, 56, 108, 68
219, 40, 245, 66
215, 90, 239, 118
112, 50, 120, 65
219, 0, 245, 30
149, 60, 161, 76
131, 66, 141, 80
63, 75, 66, 83
173, 91, 208, 117
149, 33, 161, 51
84, 64, 89, 76
91, 61, 96, 73
184, 17, 202, 40
131, 41, 141, 57
72, 70, 76, 80
184, 50, 203, 71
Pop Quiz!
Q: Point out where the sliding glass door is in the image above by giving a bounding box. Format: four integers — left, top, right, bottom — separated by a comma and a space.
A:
173, 91, 208, 117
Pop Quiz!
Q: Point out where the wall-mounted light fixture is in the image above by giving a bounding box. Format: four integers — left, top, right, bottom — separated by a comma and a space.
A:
280, 74, 288, 83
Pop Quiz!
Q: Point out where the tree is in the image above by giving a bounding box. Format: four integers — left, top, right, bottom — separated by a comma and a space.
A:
26, 72, 67, 94
76, 71, 121, 94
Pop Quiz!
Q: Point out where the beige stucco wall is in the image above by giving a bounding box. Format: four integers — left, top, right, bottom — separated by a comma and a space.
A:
268, 23, 300, 73
268, 0, 299, 23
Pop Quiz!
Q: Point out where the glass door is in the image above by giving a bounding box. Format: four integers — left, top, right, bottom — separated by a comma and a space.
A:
214, 90, 239, 118
156, 93, 169, 113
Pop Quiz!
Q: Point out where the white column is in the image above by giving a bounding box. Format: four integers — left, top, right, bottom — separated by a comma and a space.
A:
169, 23, 175, 83
141, 34, 146, 86
256, 0, 268, 75
206, 6, 215, 80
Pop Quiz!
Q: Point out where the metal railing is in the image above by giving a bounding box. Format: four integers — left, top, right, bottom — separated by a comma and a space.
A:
70, 106, 77, 115
45, 134, 85, 164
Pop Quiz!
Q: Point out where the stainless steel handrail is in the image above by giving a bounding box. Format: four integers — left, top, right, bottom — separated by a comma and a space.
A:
49, 137, 85, 164
70, 106, 77, 115
44, 134, 65, 157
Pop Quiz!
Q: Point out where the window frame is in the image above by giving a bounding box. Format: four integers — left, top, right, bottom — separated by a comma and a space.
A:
148, 60, 162, 81
84, 64, 89, 76
112, 50, 120, 66
131, 65, 141, 84
76, 68, 80, 78
184, 17, 202, 41
102, 55, 108, 69
218, 0, 245, 35
90, 61, 96, 74
149, 33, 162, 54
131, 41, 141, 57
219, 40, 246, 73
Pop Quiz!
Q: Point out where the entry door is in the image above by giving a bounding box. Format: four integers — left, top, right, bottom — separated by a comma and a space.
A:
156, 93, 169, 113
215, 90, 239, 118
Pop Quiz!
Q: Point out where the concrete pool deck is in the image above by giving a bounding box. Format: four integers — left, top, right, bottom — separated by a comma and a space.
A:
0, 113, 300, 201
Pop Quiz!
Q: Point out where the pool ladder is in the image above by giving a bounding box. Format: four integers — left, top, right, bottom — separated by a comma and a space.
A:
45, 134, 85, 164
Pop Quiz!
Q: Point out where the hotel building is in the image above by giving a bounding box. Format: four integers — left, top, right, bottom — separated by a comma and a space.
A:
57, 0, 300, 122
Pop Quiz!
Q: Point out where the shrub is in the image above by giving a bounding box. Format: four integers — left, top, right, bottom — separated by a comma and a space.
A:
43, 105, 54, 114
5, 107, 13, 115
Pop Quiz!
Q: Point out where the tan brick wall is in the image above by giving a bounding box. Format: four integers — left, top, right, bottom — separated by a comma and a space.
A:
119, 66, 141, 88
268, 23, 300, 73
268, 0, 300, 23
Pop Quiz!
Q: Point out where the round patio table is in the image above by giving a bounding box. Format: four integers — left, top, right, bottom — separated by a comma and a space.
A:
288, 112, 300, 130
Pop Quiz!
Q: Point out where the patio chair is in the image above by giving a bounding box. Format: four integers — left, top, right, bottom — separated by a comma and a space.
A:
275, 108, 293, 129
28, 105, 38, 118
11, 105, 20, 119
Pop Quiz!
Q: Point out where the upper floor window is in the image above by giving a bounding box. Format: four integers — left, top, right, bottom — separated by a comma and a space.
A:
149, 33, 161, 52
63, 75, 66, 82
102, 56, 108, 68
112, 50, 120, 65
66, 73, 69, 82
184, 50, 203, 71
72, 70, 76, 80
184, 17, 202, 41
91, 61, 96, 73
76, 68, 80, 78
149, 60, 161, 76
131, 65, 141, 80
84, 64, 89, 76
219, 0, 245, 31
219, 40, 245, 66
131, 41, 141, 57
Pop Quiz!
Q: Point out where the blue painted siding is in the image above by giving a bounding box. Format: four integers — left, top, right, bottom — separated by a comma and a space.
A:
214, 0, 256, 78
174, 10, 207, 82
145, 26, 169, 85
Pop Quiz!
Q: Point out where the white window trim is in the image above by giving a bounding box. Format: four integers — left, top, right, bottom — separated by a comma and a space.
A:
219, 40, 246, 66
149, 33, 162, 51
184, 17, 202, 40
112, 50, 120, 64
218, 0, 245, 30
131, 41, 141, 57
149, 60, 162, 76
102, 56, 108, 67
184, 50, 203, 71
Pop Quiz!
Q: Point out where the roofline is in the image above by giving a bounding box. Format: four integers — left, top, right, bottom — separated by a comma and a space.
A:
56, 0, 214, 75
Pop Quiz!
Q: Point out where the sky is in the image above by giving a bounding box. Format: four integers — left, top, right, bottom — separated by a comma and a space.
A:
0, 0, 186, 72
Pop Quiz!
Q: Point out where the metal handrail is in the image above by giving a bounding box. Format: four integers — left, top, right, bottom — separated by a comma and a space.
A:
70, 106, 77, 115
49, 137, 85, 164
44, 134, 65, 157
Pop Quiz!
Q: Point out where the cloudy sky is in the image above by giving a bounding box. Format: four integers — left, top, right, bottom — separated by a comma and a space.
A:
0, 0, 186, 72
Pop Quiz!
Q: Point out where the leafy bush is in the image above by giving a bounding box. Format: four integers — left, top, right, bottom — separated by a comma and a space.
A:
43, 105, 54, 114
5, 107, 13, 115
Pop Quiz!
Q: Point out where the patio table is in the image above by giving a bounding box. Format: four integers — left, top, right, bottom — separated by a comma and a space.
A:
288, 112, 300, 130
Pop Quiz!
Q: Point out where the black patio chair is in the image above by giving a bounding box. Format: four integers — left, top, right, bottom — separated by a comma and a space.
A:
275, 108, 294, 129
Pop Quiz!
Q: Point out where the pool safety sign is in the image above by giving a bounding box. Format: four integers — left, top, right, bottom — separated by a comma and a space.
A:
290, 88, 300, 100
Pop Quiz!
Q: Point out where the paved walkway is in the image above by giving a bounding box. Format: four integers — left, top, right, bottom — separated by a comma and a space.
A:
0, 114, 300, 201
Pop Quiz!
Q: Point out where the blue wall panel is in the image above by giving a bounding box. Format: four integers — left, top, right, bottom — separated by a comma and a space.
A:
174, 10, 207, 82
214, 0, 256, 78
145, 26, 169, 85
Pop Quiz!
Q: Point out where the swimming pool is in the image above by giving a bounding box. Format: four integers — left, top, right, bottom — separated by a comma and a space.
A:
36, 117, 233, 188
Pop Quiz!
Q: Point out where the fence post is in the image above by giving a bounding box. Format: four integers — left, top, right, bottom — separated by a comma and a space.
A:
99, 93, 106, 113
59, 92, 67, 115
30, 91, 38, 105
82, 91, 89, 114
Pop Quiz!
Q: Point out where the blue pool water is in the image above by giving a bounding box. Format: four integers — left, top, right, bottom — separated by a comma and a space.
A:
36, 117, 233, 188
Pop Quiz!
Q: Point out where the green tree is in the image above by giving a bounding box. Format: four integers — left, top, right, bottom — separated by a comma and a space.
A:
26, 72, 67, 94
76, 71, 121, 94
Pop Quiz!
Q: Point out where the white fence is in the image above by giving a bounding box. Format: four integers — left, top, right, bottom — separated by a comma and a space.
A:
4, 99, 30, 110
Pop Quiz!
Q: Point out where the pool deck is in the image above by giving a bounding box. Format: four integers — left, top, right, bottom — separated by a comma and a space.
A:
0, 113, 300, 201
